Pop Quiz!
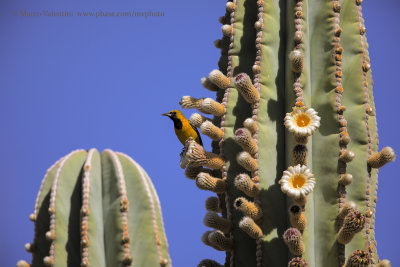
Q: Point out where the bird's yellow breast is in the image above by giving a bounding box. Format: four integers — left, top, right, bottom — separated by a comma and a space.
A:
175, 121, 200, 145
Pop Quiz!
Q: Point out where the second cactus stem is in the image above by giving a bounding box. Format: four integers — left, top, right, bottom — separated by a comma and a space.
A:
180, 1, 395, 267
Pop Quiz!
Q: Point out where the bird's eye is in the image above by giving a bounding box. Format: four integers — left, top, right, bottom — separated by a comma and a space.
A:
172, 112, 176, 115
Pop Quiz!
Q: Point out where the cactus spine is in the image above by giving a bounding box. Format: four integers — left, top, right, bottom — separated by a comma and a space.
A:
19, 149, 170, 267
179, 0, 395, 266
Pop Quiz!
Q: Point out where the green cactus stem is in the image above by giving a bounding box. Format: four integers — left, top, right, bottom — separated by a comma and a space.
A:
178, 0, 395, 266
18, 149, 170, 267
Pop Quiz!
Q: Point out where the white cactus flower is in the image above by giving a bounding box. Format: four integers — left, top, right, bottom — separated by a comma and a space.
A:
279, 164, 316, 199
284, 107, 321, 137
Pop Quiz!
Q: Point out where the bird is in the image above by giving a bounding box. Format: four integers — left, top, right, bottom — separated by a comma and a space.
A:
162, 110, 203, 146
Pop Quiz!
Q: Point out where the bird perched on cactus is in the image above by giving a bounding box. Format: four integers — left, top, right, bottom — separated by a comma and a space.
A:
162, 110, 203, 146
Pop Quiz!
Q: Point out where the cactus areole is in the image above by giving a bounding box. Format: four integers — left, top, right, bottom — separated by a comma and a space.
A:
177, 0, 395, 266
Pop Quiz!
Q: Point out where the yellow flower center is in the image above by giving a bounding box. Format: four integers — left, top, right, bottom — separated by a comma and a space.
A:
294, 113, 311, 127
289, 174, 306, 189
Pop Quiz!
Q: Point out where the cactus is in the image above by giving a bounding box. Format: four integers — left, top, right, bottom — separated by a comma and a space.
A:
18, 1, 395, 267
177, 0, 395, 266
18, 149, 170, 267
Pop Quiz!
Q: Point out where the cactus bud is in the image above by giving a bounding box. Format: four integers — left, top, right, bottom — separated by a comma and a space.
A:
213, 39, 223, 49
339, 150, 355, 163
201, 98, 226, 116
289, 204, 307, 231
17, 260, 30, 267
283, 228, 305, 256
234, 128, 258, 154
24, 243, 35, 253
234, 197, 262, 220
338, 201, 357, 219
205, 196, 221, 212
45, 230, 55, 241
200, 121, 224, 141
234, 173, 260, 197
222, 25, 233, 37
293, 144, 308, 166
339, 173, 353, 186
184, 138, 225, 169
43, 256, 54, 267
333, 2, 342, 12
208, 70, 231, 89
362, 62, 371, 72
122, 234, 130, 244
160, 259, 169, 267
340, 133, 351, 145
252, 64, 261, 74
334, 26, 342, 37
203, 211, 232, 233
201, 77, 220, 91
289, 49, 304, 73
189, 113, 211, 128
122, 255, 133, 265
234, 73, 260, 104
208, 230, 233, 251
201, 230, 220, 250
184, 165, 215, 180
196, 172, 226, 193
29, 213, 36, 222
360, 26, 366, 35
344, 250, 369, 267
180, 96, 204, 109
368, 147, 395, 168
337, 211, 365, 244
254, 21, 263, 31
239, 216, 263, 239
243, 118, 258, 134
236, 151, 258, 172
81, 207, 89, 216
225, 2, 235, 12
294, 31, 303, 44
81, 236, 90, 248
288, 257, 309, 267
197, 259, 224, 267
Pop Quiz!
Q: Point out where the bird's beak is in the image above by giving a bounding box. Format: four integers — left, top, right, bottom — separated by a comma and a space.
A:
162, 112, 171, 117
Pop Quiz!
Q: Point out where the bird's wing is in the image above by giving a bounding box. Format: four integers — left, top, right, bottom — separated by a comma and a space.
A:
190, 122, 203, 146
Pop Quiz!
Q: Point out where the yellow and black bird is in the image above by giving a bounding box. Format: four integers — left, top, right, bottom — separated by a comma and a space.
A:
162, 110, 203, 146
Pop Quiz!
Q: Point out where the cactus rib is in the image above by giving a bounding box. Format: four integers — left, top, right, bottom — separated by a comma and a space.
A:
117, 152, 171, 266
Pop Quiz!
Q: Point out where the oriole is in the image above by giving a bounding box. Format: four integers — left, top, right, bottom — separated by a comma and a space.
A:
162, 110, 203, 146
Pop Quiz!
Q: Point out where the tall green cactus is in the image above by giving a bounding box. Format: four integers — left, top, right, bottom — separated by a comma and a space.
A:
17, 149, 170, 267
179, 0, 395, 266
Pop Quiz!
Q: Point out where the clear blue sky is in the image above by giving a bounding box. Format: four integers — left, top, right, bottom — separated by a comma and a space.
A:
0, 0, 398, 266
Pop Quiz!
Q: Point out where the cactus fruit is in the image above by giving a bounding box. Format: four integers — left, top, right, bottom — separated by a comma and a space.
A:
177, 0, 395, 266
18, 149, 170, 267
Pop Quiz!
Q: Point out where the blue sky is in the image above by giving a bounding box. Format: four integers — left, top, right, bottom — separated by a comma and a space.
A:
0, 0, 399, 266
